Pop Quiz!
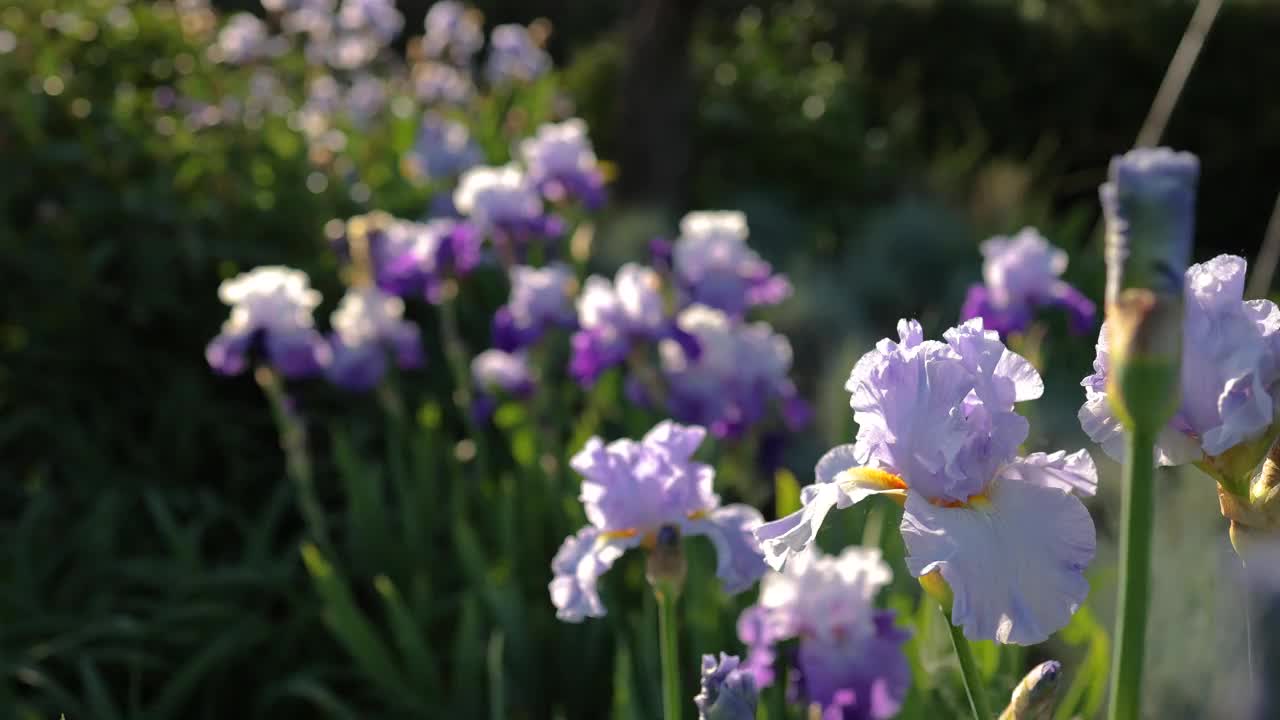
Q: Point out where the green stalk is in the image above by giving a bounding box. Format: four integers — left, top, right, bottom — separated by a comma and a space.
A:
657, 587, 682, 720
1108, 426, 1155, 720
255, 367, 332, 554
946, 612, 993, 720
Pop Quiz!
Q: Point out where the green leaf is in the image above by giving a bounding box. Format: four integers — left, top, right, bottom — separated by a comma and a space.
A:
775, 469, 801, 517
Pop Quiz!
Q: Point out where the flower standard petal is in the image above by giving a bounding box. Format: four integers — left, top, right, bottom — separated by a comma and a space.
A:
548, 527, 641, 622
901, 479, 1096, 645
682, 504, 767, 594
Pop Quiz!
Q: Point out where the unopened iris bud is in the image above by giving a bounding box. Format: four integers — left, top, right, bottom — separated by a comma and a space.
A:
646, 524, 687, 599
998, 660, 1062, 720
1100, 147, 1198, 432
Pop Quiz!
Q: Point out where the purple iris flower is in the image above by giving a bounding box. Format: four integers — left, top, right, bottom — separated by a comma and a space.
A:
569, 264, 668, 385
337, 0, 403, 43
215, 13, 273, 65
335, 215, 481, 304
518, 119, 606, 209
421, 1, 483, 66
325, 287, 424, 391
485, 24, 550, 85
404, 111, 483, 183
659, 304, 805, 439
739, 546, 909, 719
672, 211, 791, 317
695, 653, 759, 720
959, 228, 1096, 336
1081, 254, 1280, 468
757, 319, 1098, 645
411, 61, 474, 107
492, 263, 577, 351
549, 421, 767, 621
453, 164, 562, 247
206, 266, 330, 378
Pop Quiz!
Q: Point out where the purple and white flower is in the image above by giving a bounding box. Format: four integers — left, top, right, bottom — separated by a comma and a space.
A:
337, 0, 403, 43
695, 653, 759, 720
206, 266, 330, 378
215, 13, 272, 65
519, 119, 605, 208
412, 61, 474, 106
960, 228, 1095, 335
660, 304, 804, 438
325, 287, 424, 391
421, 1, 483, 65
485, 24, 550, 85
472, 348, 534, 398
453, 164, 559, 243
1080, 254, 1280, 469
757, 319, 1097, 644
404, 112, 483, 182
550, 421, 767, 621
569, 264, 668, 384
739, 546, 910, 719
672, 211, 791, 316
334, 215, 481, 304
492, 263, 577, 351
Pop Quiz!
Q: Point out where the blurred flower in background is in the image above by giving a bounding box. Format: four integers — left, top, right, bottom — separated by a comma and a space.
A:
659, 304, 804, 438
454, 163, 560, 246
206, 266, 330, 378
325, 287, 424, 391
492, 263, 578, 351
485, 23, 550, 86
570, 263, 668, 385
695, 653, 759, 720
738, 546, 910, 719
404, 111, 484, 183
672, 211, 791, 317
960, 228, 1095, 336
421, 0, 484, 66
519, 118, 606, 209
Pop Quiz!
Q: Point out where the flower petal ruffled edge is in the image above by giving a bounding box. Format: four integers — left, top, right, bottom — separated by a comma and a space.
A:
548, 527, 640, 622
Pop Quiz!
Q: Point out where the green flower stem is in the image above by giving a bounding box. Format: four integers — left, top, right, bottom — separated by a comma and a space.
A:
657, 586, 683, 720
255, 366, 332, 553
437, 289, 489, 483
1109, 424, 1156, 720
945, 610, 993, 720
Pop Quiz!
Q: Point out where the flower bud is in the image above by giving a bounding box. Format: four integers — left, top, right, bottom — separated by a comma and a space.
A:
1100, 148, 1198, 432
646, 524, 687, 599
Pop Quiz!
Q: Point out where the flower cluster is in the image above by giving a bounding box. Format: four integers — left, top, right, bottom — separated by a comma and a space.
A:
960, 227, 1095, 336
738, 546, 910, 719
570, 211, 807, 439
757, 319, 1097, 644
550, 421, 766, 621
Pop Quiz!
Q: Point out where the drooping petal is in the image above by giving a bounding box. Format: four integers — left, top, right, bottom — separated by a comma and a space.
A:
901, 479, 1096, 645
756, 475, 901, 572
264, 327, 330, 378
206, 329, 255, 376
325, 335, 388, 391
548, 526, 640, 622
1000, 450, 1098, 497
684, 504, 768, 594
